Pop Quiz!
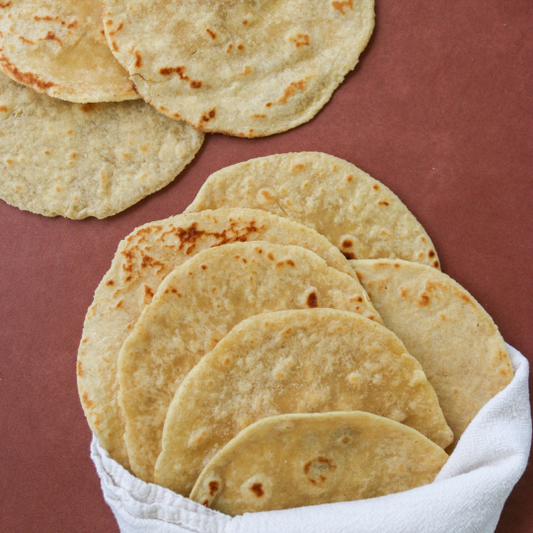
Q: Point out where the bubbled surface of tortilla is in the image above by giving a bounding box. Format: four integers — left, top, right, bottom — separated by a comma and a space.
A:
118, 243, 381, 482
187, 152, 440, 267
77, 208, 356, 469
0, 73, 203, 219
352, 259, 513, 450
103, 0, 374, 136
156, 309, 452, 496
190, 412, 448, 515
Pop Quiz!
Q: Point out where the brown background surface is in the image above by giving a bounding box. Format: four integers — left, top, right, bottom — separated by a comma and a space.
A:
0, 1, 531, 531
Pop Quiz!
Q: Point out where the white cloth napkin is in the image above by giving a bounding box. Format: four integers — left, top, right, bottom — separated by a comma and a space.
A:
91, 343, 531, 533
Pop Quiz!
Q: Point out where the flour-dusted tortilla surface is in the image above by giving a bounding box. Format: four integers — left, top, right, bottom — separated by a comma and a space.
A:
186, 152, 440, 267
118, 242, 381, 482
352, 259, 513, 450
102, 0, 375, 136
190, 412, 449, 515
0, 73, 203, 219
0, 0, 137, 102
156, 309, 452, 496
77, 208, 356, 469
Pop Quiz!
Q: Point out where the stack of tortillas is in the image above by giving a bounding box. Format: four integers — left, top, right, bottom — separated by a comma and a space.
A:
77, 152, 513, 515
0, 0, 375, 218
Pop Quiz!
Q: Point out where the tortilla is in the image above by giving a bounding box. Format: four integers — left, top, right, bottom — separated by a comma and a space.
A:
190, 412, 449, 515
118, 242, 381, 481
186, 152, 440, 267
0, 73, 203, 219
77, 208, 357, 469
156, 309, 452, 495
351, 259, 513, 449
102, 0, 375, 136
0, 0, 137, 102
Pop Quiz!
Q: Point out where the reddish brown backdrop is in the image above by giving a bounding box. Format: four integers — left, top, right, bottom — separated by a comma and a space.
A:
1, 1, 531, 531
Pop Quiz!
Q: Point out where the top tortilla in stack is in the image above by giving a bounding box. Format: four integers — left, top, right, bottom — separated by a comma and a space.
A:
102, 0, 375, 136
0, 0, 137, 102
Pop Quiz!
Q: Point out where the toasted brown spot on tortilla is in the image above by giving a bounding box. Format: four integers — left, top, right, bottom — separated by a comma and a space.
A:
253, 114, 266, 118
0, 2, 12, 7
0, 105, 7, 112
208, 480, 219, 496
106, 279, 114, 286
160, 66, 189, 79
226, 44, 233, 53
419, 293, 430, 306
265, 102, 272, 107
307, 291, 318, 308
304, 456, 337, 486
290, 33, 310, 48
201, 264, 207, 270
67, 20, 78, 30
237, 44, 244, 50
433, 260, 440, 268
141, 254, 165, 273
202, 499, 209, 507
134, 51, 143, 68
81, 392, 93, 409
242, 19, 248, 25
342, 251, 356, 260
342, 238, 353, 248
332, 0, 354, 15
428, 250, 435, 258
144, 285, 154, 298
42, 31, 62, 46
346, 174, 353, 182
206, 28, 216, 39
76, 360, 83, 377
190, 80, 202, 89
278, 79, 308, 104
373, 184, 379, 190
250, 483, 264, 497
81, 104, 95, 113
200, 108, 216, 123
286, 259, 295, 266
378, 201, 389, 206
0, 54, 55, 90
18, 36, 35, 45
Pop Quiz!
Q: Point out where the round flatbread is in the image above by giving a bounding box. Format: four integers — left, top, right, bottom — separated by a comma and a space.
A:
118, 242, 381, 482
156, 309, 452, 496
351, 259, 513, 449
0, 0, 137, 102
190, 412, 449, 515
186, 152, 440, 267
0, 73, 203, 219
77, 208, 357, 469
102, 0, 375, 136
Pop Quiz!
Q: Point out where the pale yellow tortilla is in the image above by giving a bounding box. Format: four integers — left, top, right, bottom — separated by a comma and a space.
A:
118, 243, 381, 482
190, 412, 449, 515
156, 309, 452, 496
102, 0, 375, 136
0, 0, 137, 102
0, 73, 203, 219
77, 208, 357, 469
352, 259, 513, 449
186, 152, 440, 267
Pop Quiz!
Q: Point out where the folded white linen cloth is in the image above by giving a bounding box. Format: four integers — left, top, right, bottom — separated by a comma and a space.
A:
91, 343, 531, 533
